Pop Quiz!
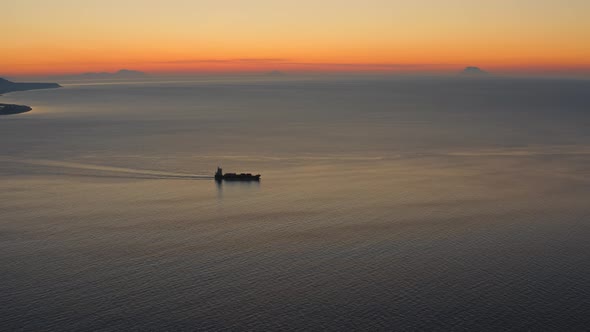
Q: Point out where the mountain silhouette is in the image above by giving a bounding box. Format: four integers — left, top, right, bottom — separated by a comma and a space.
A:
57, 69, 147, 80
461, 66, 489, 76
0, 77, 61, 95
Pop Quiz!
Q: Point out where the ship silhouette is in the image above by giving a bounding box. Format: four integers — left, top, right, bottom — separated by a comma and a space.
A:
215, 167, 260, 181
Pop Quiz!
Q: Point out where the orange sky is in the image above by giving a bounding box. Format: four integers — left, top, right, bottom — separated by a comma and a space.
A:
3, 0, 590, 76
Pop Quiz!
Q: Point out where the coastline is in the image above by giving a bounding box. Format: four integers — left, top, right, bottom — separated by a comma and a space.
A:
0, 78, 61, 115
0, 103, 33, 115
0, 90, 34, 115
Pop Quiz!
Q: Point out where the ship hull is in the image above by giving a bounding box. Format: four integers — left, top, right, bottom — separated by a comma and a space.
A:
215, 175, 261, 181
214, 168, 260, 181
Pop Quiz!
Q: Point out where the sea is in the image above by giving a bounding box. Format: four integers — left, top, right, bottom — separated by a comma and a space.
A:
1, 75, 589, 331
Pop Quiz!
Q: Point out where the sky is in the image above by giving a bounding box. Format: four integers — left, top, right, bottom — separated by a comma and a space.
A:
3, 0, 590, 76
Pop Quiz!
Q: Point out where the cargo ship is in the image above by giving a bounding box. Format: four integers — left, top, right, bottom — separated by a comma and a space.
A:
215, 167, 261, 181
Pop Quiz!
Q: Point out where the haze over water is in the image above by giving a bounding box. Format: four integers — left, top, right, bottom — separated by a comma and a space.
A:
1, 76, 590, 330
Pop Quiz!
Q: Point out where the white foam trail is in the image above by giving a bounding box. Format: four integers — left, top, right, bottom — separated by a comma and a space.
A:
0, 157, 212, 179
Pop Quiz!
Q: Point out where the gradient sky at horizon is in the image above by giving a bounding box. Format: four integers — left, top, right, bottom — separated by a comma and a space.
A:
3, 0, 590, 76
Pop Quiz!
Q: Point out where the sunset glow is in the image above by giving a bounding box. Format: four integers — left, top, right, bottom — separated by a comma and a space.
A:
4, 0, 590, 76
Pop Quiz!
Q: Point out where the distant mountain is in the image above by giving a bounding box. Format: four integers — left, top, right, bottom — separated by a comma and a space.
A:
57, 69, 147, 80
0, 77, 61, 95
461, 67, 489, 76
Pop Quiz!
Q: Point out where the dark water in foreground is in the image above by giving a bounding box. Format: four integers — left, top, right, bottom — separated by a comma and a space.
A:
1, 77, 590, 330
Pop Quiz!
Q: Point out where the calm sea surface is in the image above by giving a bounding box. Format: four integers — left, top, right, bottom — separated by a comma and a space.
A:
1, 76, 590, 330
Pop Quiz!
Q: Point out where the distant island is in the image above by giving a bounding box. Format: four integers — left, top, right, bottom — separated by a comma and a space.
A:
0, 77, 61, 115
55, 69, 146, 80
461, 66, 489, 76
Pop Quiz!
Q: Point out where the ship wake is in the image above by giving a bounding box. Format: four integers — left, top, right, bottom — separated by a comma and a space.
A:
0, 157, 212, 180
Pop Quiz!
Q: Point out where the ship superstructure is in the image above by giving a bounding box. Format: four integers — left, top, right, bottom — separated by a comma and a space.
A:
215, 167, 261, 181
